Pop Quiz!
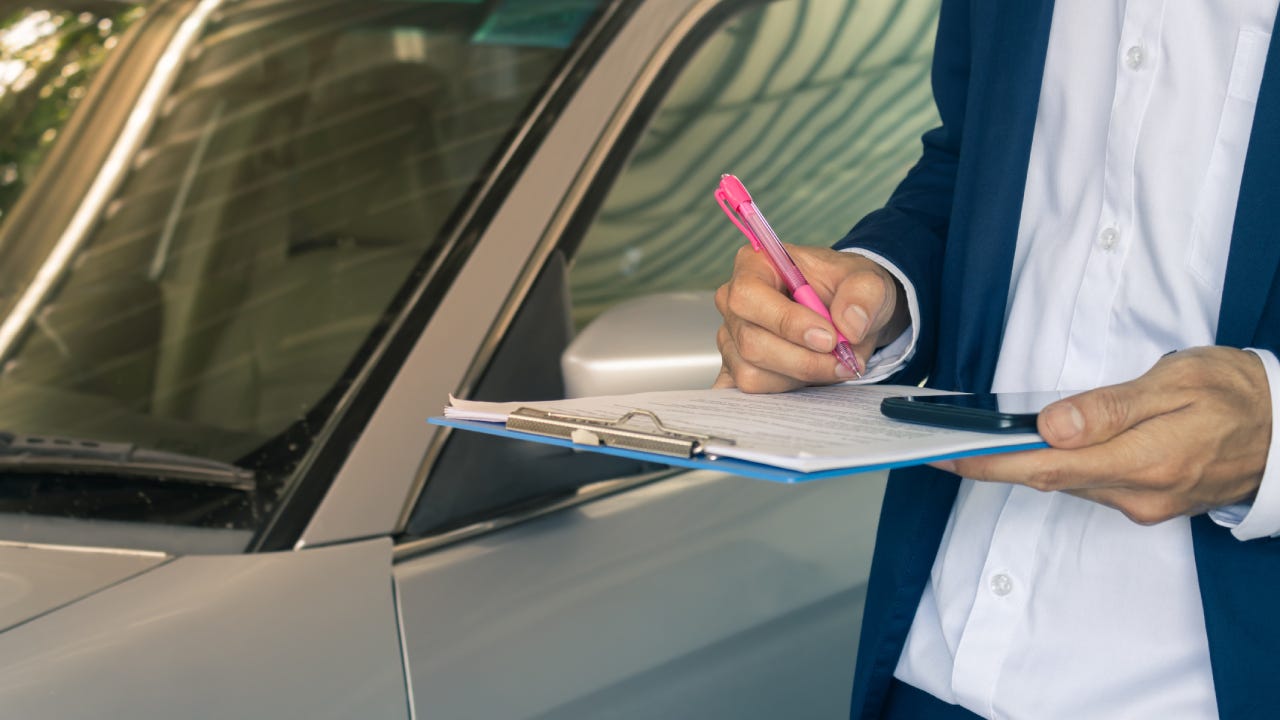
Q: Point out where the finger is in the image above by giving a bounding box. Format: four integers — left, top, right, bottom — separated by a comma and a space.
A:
947, 407, 1203, 497
737, 321, 856, 385
715, 323, 812, 393
715, 248, 786, 342
721, 265, 842, 355
1038, 377, 1188, 449
727, 244, 786, 294
943, 446, 1064, 485
1063, 487, 1196, 526
956, 403, 1271, 509
942, 427, 1162, 489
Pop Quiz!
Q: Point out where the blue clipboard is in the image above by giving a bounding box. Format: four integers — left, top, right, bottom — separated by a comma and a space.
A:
428, 415, 1048, 484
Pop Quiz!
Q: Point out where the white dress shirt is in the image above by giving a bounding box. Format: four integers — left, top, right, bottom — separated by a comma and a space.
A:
849, 1, 1280, 718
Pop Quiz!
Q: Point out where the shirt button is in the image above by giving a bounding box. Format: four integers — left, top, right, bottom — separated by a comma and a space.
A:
1098, 226, 1120, 251
990, 573, 1014, 597
1125, 45, 1145, 70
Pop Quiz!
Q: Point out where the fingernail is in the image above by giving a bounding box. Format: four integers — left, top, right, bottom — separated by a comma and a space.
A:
844, 305, 870, 342
1042, 402, 1084, 441
804, 328, 834, 352
834, 361, 855, 379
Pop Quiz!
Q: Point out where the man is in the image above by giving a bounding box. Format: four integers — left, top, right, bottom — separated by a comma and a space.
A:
714, 1, 1280, 718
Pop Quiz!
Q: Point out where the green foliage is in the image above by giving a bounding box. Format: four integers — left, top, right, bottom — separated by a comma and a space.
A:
0, 4, 145, 226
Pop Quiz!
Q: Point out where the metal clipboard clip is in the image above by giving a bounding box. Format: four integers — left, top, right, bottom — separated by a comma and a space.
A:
506, 407, 736, 459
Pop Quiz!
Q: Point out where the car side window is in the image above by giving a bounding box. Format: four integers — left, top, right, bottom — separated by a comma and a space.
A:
568, 0, 941, 328
411, 0, 940, 537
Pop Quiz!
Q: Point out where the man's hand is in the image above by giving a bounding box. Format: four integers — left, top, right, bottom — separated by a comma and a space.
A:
714, 245, 909, 393
935, 347, 1272, 524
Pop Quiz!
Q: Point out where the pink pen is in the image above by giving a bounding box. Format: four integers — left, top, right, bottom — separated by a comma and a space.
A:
715, 173, 862, 378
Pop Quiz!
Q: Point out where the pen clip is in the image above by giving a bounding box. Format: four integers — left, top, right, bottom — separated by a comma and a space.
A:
715, 182, 762, 251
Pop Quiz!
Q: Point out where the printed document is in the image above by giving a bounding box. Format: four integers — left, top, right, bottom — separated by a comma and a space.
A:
443, 384, 1043, 474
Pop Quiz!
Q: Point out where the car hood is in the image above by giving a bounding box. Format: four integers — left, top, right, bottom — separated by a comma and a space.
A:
0, 538, 406, 719
0, 543, 167, 633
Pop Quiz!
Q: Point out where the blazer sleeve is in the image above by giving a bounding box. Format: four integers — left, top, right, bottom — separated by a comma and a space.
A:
832, 0, 971, 385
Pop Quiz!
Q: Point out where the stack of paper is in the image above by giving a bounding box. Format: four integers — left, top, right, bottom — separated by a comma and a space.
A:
435, 384, 1045, 483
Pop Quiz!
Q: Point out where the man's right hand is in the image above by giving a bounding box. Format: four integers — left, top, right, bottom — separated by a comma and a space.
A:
713, 245, 909, 393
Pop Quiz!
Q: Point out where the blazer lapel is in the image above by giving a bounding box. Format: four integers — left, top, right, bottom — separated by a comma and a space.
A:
1190, 516, 1280, 720
1194, 25, 1280, 720
851, 3, 1058, 717
1215, 28, 1280, 348
935, 0, 1057, 392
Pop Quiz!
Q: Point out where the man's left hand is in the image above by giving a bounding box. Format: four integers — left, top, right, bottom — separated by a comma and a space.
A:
933, 346, 1272, 524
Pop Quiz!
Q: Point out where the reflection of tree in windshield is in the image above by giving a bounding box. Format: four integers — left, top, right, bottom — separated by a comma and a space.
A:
0, 0, 603, 536
0, 4, 144, 226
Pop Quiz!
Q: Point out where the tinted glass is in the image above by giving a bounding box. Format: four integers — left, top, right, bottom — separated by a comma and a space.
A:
0, 0, 602, 534
568, 0, 941, 326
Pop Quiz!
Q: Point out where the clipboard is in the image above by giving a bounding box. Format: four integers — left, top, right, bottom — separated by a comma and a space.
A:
429, 401, 1047, 484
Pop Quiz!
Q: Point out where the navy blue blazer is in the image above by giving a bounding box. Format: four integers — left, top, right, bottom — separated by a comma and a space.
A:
835, 1, 1280, 718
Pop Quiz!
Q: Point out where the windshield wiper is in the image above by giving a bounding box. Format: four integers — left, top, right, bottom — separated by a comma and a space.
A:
0, 432, 255, 491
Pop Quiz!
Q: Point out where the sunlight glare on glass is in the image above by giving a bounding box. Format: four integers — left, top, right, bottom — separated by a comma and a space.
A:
0, 11, 59, 54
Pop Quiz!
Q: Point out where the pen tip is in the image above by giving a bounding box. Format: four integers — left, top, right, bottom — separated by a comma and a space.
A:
834, 342, 862, 379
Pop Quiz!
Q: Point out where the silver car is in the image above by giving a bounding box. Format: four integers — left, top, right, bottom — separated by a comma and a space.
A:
0, 0, 939, 716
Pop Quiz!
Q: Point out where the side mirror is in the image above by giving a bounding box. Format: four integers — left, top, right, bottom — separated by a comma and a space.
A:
562, 291, 722, 398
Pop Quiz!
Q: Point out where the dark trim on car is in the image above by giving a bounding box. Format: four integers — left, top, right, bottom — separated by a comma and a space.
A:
392, 469, 680, 561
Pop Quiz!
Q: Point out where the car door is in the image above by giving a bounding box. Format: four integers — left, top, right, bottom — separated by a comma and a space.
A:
384, 0, 942, 717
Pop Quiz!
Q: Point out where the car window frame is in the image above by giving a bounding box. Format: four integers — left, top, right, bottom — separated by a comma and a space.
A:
250, 0, 641, 552
387, 0, 770, 551
276, 0, 715, 551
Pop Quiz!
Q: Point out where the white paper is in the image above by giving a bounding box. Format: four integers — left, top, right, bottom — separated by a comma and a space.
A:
444, 384, 1042, 473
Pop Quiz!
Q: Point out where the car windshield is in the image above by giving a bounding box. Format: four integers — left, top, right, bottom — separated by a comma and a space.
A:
0, 0, 603, 543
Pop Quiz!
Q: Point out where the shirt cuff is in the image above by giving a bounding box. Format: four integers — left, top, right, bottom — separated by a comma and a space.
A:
1208, 347, 1280, 540
837, 248, 919, 384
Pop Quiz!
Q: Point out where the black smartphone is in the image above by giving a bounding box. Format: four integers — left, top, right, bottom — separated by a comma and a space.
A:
880, 392, 1066, 433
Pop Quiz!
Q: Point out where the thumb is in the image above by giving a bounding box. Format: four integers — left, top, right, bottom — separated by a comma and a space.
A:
1037, 384, 1159, 449
827, 265, 899, 345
